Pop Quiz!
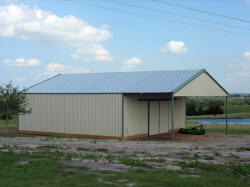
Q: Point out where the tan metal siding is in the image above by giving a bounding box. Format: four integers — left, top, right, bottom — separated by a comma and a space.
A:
19, 94, 122, 137
149, 102, 159, 135
124, 95, 148, 136
173, 97, 186, 129
150, 98, 185, 135
174, 72, 227, 96
160, 101, 169, 133
124, 95, 186, 137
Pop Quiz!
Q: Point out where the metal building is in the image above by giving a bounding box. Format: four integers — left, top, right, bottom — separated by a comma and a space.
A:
19, 69, 228, 140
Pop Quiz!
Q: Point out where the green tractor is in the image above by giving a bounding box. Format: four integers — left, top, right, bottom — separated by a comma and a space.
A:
180, 125, 205, 135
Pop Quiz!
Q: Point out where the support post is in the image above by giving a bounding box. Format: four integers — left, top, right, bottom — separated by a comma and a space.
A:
185, 97, 187, 128
226, 95, 228, 135
122, 94, 124, 137
148, 101, 150, 136
18, 113, 19, 131
171, 95, 175, 142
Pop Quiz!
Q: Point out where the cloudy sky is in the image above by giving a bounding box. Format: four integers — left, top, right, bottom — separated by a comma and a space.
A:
0, 0, 250, 93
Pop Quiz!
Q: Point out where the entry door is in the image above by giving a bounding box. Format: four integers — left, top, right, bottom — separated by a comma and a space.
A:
149, 101, 169, 135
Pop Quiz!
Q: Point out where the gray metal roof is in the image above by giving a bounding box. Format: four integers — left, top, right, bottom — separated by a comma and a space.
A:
27, 69, 206, 94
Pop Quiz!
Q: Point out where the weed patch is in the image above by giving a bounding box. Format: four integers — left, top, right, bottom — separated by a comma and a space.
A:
77, 147, 92, 151
193, 153, 201, 160
105, 154, 115, 162
119, 157, 152, 168
213, 151, 222, 157
96, 148, 108, 152
82, 154, 99, 160
203, 155, 215, 160
237, 147, 250, 152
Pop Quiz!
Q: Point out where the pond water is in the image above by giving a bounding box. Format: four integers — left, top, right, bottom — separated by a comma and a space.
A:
189, 118, 250, 125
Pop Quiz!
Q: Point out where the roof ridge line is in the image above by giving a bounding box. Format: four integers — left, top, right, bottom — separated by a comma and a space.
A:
61, 69, 202, 76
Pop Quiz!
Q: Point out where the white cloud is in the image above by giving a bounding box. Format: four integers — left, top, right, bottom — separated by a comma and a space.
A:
244, 51, 250, 58
244, 0, 250, 5
44, 63, 90, 76
160, 41, 188, 54
121, 57, 142, 71
72, 44, 113, 62
3, 58, 41, 66
0, 4, 113, 62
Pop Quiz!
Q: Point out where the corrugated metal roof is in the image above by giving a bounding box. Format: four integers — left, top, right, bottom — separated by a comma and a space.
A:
27, 69, 205, 94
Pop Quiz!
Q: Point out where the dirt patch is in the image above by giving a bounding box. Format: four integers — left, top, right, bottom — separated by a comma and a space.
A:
0, 130, 19, 133
180, 174, 200, 178
148, 132, 219, 141
0, 134, 250, 171
17, 158, 39, 165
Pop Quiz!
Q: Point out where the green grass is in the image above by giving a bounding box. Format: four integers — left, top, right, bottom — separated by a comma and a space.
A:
187, 112, 250, 119
180, 161, 250, 176
76, 147, 109, 152
95, 148, 108, 152
0, 149, 249, 186
228, 105, 250, 114
236, 147, 250, 152
205, 128, 250, 135
0, 151, 100, 187
203, 155, 215, 160
213, 151, 222, 157
186, 121, 250, 135
77, 147, 92, 151
119, 156, 152, 168
105, 153, 115, 162
103, 162, 250, 186
0, 114, 18, 130
82, 154, 99, 160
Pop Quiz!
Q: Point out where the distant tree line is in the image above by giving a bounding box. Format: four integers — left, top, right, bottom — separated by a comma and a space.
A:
186, 99, 224, 116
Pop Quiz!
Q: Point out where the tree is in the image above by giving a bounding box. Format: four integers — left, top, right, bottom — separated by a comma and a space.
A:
206, 100, 224, 115
0, 82, 31, 133
196, 103, 204, 115
186, 100, 197, 116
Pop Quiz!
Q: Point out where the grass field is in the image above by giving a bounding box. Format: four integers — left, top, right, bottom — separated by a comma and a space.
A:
187, 112, 250, 119
0, 116, 250, 186
227, 105, 250, 114
186, 120, 250, 135
0, 142, 249, 186
0, 114, 18, 130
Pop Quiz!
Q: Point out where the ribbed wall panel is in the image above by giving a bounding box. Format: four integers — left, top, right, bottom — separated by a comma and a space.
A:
19, 94, 122, 137
124, 95, 186, 136
124, 95, 148, 136
173, 97, 186, 129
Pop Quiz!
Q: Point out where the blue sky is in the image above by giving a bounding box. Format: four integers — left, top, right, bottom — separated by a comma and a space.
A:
0, 0, 250, 93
